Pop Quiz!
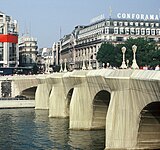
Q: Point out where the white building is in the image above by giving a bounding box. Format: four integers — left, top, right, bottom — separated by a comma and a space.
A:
19, 35, 38, 67
0, 11, 19, 67
58, 15, 160, 69
38, 47, 53, 73
52, 42, 60, 66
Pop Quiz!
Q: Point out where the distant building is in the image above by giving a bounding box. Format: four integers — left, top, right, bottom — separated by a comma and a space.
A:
38, 47, 53, 73
52, 42, 60, 66
18, 34, 38, 67
39, 47, 52, 58
58, 16, 160, 69
0, 11, 18, 67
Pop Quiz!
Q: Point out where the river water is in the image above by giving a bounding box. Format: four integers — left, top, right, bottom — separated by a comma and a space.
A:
0, 108, 105, 150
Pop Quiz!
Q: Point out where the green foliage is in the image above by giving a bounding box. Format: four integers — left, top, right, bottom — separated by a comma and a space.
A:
96, 38, 160, 68
123, 37, 158, 67
96, 42, 117, 67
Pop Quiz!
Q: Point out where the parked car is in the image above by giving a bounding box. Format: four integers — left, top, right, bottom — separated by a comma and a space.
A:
15, 95, 28, 100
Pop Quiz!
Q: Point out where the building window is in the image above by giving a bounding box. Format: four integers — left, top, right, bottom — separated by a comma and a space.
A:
119, 22, 123, 26
130, 28, 135, 35
119, 28, 124, 34
136, 28, 140, 35
116, 37, 123, 42
140, 22, 144, 26
109, 28, 114, 34
151, 29, 155, 35
155, 23, 159, 27
9, 43, 16, 61
0, 42, 3, 61
130, 22, 133, 26
145, 23, 149, 27
156, 29, 160, 35
141, 28, 145, 35
105, 27, 109, 34
135, 22, 139, 26
30, 54, 32, 63
0, 24, 3, 34
150, 23, 154, 28
146, 28, 150, 35
106, 21, 110, 26
114, 27, 119, 34
125, 28, 129, 35
113, 21, 117, 26
124, 22, 128, 26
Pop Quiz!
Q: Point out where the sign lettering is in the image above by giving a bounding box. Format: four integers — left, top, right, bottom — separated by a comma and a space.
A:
117, 13, 159, 21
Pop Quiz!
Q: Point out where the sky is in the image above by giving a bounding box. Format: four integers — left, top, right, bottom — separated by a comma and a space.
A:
1, 0, 160, 48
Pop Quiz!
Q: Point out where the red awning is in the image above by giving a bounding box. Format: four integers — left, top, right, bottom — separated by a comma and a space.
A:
0, 34, 18, 43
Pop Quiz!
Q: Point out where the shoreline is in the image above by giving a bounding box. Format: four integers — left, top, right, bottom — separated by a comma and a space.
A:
0, 100, 35, 109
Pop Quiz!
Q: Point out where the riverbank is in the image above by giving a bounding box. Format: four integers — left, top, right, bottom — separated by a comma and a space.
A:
0, 100, 35, 108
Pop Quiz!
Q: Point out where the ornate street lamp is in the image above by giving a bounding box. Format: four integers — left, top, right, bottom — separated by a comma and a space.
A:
102, 63, 105, 69
88, 54, 92, 70
126, 59, 129, 68
131, 45, 139, 69
107, 62, 110, 68
96, 60, 99, 70
64, 58, 67, 72
59, 59, 63, 72
82, 53, 86, 70
120, 47, 127, 69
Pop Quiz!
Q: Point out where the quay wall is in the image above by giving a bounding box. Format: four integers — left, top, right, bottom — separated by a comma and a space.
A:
0, 100, 35, 108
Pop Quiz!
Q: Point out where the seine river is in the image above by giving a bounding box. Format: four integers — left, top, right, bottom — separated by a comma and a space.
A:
0, 108, 105, 150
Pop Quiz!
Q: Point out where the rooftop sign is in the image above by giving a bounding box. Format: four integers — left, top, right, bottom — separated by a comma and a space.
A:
90, 14, 105, 24
117, 13, 159, 21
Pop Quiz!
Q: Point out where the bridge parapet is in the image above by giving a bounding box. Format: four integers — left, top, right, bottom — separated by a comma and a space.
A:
103, 69, 160, 149
130, 70, 160, 94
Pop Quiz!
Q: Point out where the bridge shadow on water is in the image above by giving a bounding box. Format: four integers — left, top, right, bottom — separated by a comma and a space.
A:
68, 129, 105, 150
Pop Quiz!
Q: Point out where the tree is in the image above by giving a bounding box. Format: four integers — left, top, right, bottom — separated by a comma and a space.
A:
96, 38, 160, 68
119, 38, 159, 68
96, 42, 117, 67
150, 46, 160, 67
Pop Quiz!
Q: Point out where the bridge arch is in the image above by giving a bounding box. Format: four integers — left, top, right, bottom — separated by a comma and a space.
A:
66, 88, 74, 116
137, 101, 160, 149
92, 90, 111, 129
20, 86, 37, 99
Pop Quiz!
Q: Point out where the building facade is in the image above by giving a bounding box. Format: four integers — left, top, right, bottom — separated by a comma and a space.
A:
38, 47, 53, 73
0, 11, 18, 67
58, 17, 160, 69
19, 35, 38, 67
52, 42, 60, 66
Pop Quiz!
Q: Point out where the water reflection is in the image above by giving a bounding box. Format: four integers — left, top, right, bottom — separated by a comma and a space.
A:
0, 109, 105, 150
69, 130, 105, 150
